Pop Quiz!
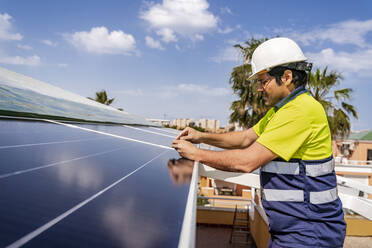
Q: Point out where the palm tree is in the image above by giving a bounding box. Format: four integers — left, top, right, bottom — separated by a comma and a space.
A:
88, 90, 115, 106
229, 38, 268, 128
307, 68, 358, 138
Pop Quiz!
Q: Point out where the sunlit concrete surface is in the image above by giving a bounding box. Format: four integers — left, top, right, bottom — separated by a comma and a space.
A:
344, 236, 372, 248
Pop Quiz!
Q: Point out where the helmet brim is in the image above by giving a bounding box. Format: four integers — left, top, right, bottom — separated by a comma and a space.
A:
248, 59, 307, 81
248, 72, 259, 81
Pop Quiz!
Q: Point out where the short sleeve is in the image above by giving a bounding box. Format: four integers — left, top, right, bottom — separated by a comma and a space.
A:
256, 106, 312, 161
253, 108, 276, 136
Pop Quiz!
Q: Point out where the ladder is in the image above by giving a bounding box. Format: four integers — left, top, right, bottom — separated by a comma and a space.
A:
229, 205, 254, 247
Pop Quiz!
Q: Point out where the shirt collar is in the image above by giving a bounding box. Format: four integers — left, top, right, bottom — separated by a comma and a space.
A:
274, 85, 307, 111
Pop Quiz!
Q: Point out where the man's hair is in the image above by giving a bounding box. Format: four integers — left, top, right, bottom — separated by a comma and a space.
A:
268, 62, 310, 88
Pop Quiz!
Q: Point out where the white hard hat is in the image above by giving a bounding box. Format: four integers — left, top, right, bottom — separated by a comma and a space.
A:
248, 37, 307, 80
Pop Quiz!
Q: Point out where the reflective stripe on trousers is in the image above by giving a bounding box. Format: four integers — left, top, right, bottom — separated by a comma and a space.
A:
262, 187, 338, 204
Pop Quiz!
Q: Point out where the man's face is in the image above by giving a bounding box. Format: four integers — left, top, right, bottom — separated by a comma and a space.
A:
257, 72, 289, 107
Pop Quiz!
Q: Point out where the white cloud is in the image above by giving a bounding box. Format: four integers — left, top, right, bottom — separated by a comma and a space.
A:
218, 26, 234, 34
17, 44, 32, 50
266, 19, 372, 78
156, 28, 178, 43
42, 39, 57, 47
58, 63, 68, 68
66, 26, 136, 55
288, 19, 372, 47
220, 7, 232, 15
0, 55, 40, 66
210, 46, 240, 63
194, 34, 204, 41
0, 13, 22, 41
176, 83, 229, 96
140, 0, 218, 42
115, 84, 229, 99
306, 48, 372, 76
145, 36, 164, 50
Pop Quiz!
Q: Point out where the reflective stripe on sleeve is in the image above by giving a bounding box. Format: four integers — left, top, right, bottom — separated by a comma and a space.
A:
261, 161, 299, 175
306, 159, 335, 177
262, 189, 304, 202
310, 187, 338, 204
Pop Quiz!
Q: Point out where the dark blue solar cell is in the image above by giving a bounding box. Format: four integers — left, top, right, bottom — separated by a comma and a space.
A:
22, 150, 188, 248
140, 126, 179, 136
0, 120, 104, 146
0, 137, 130, 175
0, 120, 190, 247
74, 123, 174, 148
151, 127, 180, 135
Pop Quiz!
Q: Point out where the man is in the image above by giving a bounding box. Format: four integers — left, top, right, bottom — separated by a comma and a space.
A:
172, 37, 346, 247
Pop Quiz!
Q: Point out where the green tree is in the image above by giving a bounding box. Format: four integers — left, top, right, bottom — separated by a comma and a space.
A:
88, 90, 115, 106
229, 38, 268, 128
307, 68, 358, 138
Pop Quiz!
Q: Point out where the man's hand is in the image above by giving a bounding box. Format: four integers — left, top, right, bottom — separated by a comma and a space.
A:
175, 127, 203, 144
172, 139, 199, 161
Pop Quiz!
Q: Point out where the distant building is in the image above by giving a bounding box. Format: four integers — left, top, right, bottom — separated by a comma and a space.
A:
146, 118, 170, 126
173, 118, 194, 129
333, 130, 372, 200
333, 130, 372, 162
199, 119, 220, 132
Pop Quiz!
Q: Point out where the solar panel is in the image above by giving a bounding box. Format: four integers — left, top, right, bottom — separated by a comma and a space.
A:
149, 127, 181, 135
0, 120, 105, 147
72, 123, 175, 148
0, 68, 193, 247
0, 67, 154, 125
0, 119, 189, 247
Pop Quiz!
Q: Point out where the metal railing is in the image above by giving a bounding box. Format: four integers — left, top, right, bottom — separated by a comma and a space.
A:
178, 161, 199, 248
335, 159, 372, 166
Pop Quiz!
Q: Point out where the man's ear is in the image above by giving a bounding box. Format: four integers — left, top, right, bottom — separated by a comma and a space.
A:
282, 69, 293, 86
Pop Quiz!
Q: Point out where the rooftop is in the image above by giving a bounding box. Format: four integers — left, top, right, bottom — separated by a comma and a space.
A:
341, 130, 372, 141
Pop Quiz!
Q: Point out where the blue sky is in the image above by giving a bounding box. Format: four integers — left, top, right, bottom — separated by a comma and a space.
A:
1, 0, 372, 130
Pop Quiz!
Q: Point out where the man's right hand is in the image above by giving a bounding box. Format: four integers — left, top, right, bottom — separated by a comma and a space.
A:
175, 127, 203, 144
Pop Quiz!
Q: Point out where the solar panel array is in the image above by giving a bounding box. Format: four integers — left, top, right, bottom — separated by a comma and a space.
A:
0, 68, 192, 247
0, 119, 191, 247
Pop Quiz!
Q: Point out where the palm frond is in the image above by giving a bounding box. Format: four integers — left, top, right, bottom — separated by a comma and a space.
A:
341, 102, 358, 119
331, 108, 351, 138
334, 88, 353, 101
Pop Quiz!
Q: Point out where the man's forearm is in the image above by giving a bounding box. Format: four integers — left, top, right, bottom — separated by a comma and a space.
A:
195, 147, 257, 173
194, 141, 277, 173
200, 130, 255, 149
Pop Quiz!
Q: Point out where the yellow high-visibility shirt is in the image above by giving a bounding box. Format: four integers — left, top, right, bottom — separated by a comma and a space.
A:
253, 92, 332, 161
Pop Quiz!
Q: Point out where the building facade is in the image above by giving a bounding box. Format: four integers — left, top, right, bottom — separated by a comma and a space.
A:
173, 118, 195, 129
333, 130, 372, 200
199, 119, 220, 132
333, 130, 372, 162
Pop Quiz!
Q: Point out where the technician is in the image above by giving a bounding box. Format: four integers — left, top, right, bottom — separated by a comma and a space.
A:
172, 37, 346, 247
